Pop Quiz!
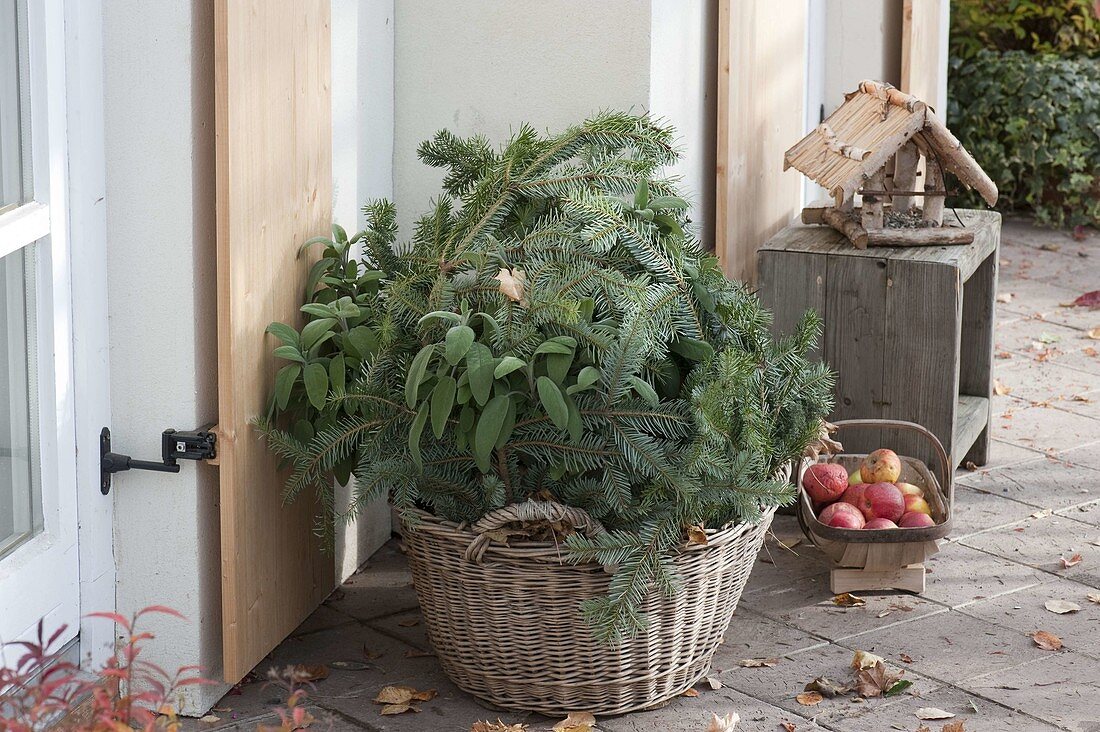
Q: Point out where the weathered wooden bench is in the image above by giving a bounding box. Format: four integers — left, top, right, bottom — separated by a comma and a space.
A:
758, 209, 1001, 469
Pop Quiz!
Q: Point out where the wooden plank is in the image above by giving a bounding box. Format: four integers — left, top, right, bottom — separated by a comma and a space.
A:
757, 250, 827, 362
901, 0, 945, 113
955, 396, 989, 467
831, 565, 925, 594
215, 0, 335, 683
825, 256, 888, 454
959, 249, 998, 466
883, 260, 961, 469
716, 0, 806, 283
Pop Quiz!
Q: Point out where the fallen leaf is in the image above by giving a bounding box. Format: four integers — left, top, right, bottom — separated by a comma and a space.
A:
681, 688, 700, 698
552, 712, 596, 731
289, 664, 329, 682
1087, 328, 1100, 340
1045, 599, 1081, 614
470, 721, 527, 732
833, 593, 866, 608
1086, 347, 1099, 357
373, 685, 437, 715
854, 661, 904, 698
705, 677, 723, 690
1040, 242, 1061, 252
795, 692, 824, 706
996, 292, 1014, 303
494, 267, 527, 305
942, 722, 965, 732
899, 653, 914, 664
1071, 394, 1093, 403
963, 461, 978, 471
706, 712, 740, 732
1065, 290, 1100, 309
1031, 630, 1063, 651
738, 658, 780, 668
1073, 225, 1089, 241
851, 650, 883, 670
362, 644, 383, 661
885, 679, 913, 696
198, 715, 220, 724
1088, 592, 1100, 604
995, 351, 1014, 359
1030, 508, 1053, 519
780, 723, 796, 732
916, 727, 932, 732
687, 524, 709, 546
397, 617, 420, 627
916, 708, 955, 720
1060, 553, 1084, 569
804, 676, 850, 698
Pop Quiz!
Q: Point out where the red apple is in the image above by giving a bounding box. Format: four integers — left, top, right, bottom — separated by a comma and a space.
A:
818, 502, 866, 529
860, 449, 902, 484
903, 494, 932, 516
896, 482, 924, 498
899, 511, 935, 528
840, 483, 866, 510
864, 518, 898, 529
860, 482, 905, 522
802, 463, 849, 504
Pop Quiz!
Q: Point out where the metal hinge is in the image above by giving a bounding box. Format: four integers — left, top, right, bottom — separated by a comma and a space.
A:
99, 426, 217, 495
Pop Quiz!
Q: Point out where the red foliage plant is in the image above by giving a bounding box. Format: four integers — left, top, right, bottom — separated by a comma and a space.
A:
0, 606, 210, 732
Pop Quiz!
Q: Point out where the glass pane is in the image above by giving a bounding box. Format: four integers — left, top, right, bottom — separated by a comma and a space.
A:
1, 0, 32, 212
0, 244, 41, 560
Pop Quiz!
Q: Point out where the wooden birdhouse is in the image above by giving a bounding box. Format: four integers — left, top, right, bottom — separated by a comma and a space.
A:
785, 80, 998, 249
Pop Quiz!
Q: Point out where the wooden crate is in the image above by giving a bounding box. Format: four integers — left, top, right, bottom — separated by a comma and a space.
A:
758, 209, 1000, 469
797, 419, 953, 594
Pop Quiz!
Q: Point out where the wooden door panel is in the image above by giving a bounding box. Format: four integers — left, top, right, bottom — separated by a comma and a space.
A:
214, 0, 334, 683
902, 0, 946, 111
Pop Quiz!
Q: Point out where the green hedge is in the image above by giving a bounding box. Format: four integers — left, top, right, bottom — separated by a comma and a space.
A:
947, 50, 1100, 227
950, 0, 1100, 58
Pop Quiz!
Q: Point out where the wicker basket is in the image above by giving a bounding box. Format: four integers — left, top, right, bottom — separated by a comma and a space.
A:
403, 489, 781, 716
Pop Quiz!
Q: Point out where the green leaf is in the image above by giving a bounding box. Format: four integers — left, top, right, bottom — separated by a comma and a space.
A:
291, 419, 314, 444
408, 402, 430, 469
430, 375, 457, 438
565, 393, 582, 444
649, 195, 689, 210
445, 325, 476, 365
884, 679, 913, 697
301, 302, 335, 318
534, 340, 573, 356
303, 362, 329, 411
493, 356, 526, 379
273, 364, 301, 411
670, 337, 715, 362
418, 310, 463, 327
473, 395, 509, 472
466, 342, 495, 406
536, 376, 569, 429
405, 344, 435, 408
301, 318, 337, 351
273, 345, 305, 363
265, 322, 300, 348
495, 397, 517, 449
347, 327, 377, 360
654, 213, 684, 240
634, 179, 649, 209
629, 375, 659, 406
305, 257, 336, 295
546, 351, 574, 384
328, 354, 345, 394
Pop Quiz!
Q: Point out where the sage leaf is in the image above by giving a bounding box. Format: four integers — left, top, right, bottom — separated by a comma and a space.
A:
445, 325, 476, 365
301, 318, 337, 351
405, 344, 435, 408
537, 376, 569, 429
567, 365, 601, 395
408, 401, 430, 469
265, 322, 300, 348
670, 337, 715, 362
273, 345, 305, 363
328, 354, 345, 395
346, 326, 377, 360
430, 375, 457, 438
303, 362, 329, 411
466, 343, 495, 406
629, 375, 659, 406
493, 356, 526, 379
547, 351, 574, 384
474, 395, 509, 472
274, 364, 301, 411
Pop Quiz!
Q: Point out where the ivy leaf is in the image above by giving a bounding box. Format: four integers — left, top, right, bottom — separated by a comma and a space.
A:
473, 395, 510, 472
303, 363, 329, 411
405, 345, 435, 408
537, 376, 569, 429
445, 325, 476, 365
430, 375, 457, 439
466, 343, 495, 406
274, 364, 301, 411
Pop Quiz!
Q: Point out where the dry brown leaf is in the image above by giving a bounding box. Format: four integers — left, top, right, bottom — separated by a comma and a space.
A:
780, 723, 796, 732
397, 617, 420, 627
738, 657, 780, 668
1086, 347, 1099, 357
804, 676, 850, 698
795, 692, 824, 706
942, 721, 965, 732
470, 721, 527, 732
494, 267, 527, 305
373, 684, 437, 716
916, 727, 932, 732
996, 292, 1014, 303
833, 593, 866, 608
803, 420, 843, 460
289, 664, 329, 682
705, 677, 723, 690
705, 712, 740, 732
995, 351, 1014, 359
1045, 599, 1081, 614
993, 379, 1012, 396
687, 524, 709, 546
552, 712, 596, 732
915, 707, 955, 720
1061, 553, 1084, 569
380, 703, 418, 715
899, 653, 914, 664
854, 661, 903, 699
1087, 592, 1100, 604
681, 688, 700, 698
1087, 328, 1100, 340
851, 650, 883, 670
198, 715, 220, 724
1071, 394, 1093, 403
1031, 630, 1063, 651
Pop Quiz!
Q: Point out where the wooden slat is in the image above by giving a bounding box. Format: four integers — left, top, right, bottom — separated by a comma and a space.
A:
901, 0, 945, 112
757, 250, 827, 362
716, 0, 806, 283
215, 0, 335, 683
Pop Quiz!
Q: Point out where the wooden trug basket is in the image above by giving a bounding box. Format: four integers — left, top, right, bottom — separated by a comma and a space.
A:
797, 419, 952, 594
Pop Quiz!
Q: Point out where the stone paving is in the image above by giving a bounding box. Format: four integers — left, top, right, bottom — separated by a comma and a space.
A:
198, 220, 1100, 731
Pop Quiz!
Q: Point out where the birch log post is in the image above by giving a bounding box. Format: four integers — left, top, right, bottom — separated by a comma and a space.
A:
923, 115, 998, 206
892, 142, 920, 213
862, 170, 885, 230
923, 156, 945, 225
801, 206, 869, 249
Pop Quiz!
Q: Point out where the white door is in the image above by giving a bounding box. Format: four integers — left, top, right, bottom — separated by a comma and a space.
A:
0, 0, 109, 659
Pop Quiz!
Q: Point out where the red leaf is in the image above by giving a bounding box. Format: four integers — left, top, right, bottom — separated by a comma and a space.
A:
1070, 290, 1100, 309
137, 605, 187, 621
85, 611, 132, 631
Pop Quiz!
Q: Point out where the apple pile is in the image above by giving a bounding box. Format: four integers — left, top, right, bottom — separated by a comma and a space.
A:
802, 448, 937, 531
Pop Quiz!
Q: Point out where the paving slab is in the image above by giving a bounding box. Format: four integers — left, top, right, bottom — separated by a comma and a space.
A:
1060, 444, 1100, 474
597, 687, 813, 732
923, 542, 1047, 608
996, 358, 1100, 419
958, 578, 1100, 659
324, 543, 421, 623
716, 608, 828, 665
947, 485, 1042, 540
742, 517, 834, 595
994, 318, 1084, 360
1057, 500, 1100, 529
986, 402, 1100, 455
956, 456, 1100, 510
959, 515, 1100, 587
960, 651, 1100, 732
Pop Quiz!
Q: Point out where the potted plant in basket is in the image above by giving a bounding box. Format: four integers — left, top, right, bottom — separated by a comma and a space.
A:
258, 112, 834, 716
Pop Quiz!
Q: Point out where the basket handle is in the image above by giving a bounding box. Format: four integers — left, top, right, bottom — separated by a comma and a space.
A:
830, 419, 952, 499
463, 499, 607, 564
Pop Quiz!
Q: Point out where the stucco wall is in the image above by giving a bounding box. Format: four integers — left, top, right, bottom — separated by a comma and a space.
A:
823, 0, 903, 114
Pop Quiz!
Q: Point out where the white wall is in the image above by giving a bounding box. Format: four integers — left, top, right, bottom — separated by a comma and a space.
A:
104, 0, 225, 713
823, 0, 902, 115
